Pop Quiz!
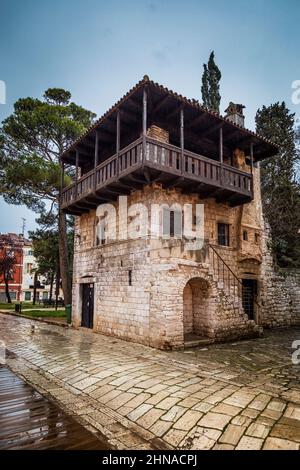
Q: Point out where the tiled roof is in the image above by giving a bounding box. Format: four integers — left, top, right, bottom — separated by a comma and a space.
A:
62, 75, 278, 158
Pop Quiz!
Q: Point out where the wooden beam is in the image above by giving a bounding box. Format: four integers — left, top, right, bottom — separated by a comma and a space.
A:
127, 96, 143, 112
250, 142, 254, 171
94, 131, 99, 169
143, 167, 151, 183
186, 112, 207, 129
250, 142, 254, 194
152, 94, 171, 114
180, 108, 184, 174
75, 150, 79, 198
219, 127, 223, 163
116, 110, 120, 176
168, 103, 182, 120
142, 87, 147, 163
223, 128, 240, 142
201, 122, 223, 139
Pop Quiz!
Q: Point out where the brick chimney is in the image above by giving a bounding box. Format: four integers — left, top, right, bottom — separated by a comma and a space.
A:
225, 102, 245, 128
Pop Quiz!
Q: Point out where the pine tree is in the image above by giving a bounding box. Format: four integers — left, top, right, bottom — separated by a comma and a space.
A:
0, 89, 96, 304
256, 102, 300, 267
201, 51, 222, 113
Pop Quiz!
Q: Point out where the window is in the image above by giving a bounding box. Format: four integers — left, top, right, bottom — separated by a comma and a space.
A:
217, 223, 230, 246
25, 291, 31, 301
243, 230, 248, 241
162, 209, 182, 238
25, 263, 33, 274
42, 291, 48, 300
255, 233, 260, 244
28, 250, 33, 256
96, 220, 106, 246
128, 270, 132, 286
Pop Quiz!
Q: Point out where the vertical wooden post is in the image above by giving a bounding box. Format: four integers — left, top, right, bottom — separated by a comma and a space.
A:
116, 110, 120, 176
219, 127, 223, 163
142, 87, 147, 163
94, 131, 99, 169
219, 127, 223, 185
250, 142, 254, 173
180, 107, 184, 174
75, 149, 79, 199
250, 142, 254, 194
94, 131, 99, 189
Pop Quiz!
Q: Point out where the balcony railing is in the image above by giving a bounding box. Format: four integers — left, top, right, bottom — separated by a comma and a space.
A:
61, 136, 253, 210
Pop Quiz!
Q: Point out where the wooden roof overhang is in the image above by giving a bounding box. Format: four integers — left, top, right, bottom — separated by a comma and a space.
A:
61, 76, 278, 167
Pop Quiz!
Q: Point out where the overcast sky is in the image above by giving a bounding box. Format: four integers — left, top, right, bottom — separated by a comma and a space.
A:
1, 0, 300, 235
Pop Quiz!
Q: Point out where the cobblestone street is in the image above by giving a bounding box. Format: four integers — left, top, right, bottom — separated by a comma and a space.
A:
0, 313, 299, 450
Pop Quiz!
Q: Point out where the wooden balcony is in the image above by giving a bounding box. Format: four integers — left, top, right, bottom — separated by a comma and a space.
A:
61, 136, 253, 215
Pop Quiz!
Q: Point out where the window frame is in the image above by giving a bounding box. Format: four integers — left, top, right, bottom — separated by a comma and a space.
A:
217, 222, 230, 247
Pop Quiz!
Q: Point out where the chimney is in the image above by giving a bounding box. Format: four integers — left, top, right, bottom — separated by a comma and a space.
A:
225, 102, 245, 128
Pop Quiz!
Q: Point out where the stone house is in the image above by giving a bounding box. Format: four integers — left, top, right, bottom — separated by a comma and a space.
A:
61, 76, 300, 349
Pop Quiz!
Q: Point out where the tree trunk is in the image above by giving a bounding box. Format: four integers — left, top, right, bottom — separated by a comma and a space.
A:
49, 272, 54, 301
33, 271, 38, 305
58, 205, 72, 305
55, 259, 60, 311
4, 276, 11, 303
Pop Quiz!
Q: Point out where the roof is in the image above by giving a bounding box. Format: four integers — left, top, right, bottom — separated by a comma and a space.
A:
62, 76, 278, 163
0, 233, 31, 248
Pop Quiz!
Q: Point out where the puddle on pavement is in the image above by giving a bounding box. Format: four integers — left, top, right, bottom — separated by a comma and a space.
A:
0, 365, 109, 450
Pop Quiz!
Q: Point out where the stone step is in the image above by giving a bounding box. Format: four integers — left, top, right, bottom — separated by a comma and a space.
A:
184, 334, 214, 349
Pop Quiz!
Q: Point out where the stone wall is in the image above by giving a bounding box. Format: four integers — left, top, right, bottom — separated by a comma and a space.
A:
260, 224, 300, 328
72, 179, 265, 349
71, 162, 300, 349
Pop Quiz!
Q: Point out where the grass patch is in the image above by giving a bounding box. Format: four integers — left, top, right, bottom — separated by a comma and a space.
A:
0, 302, 56, 311
20, 310, 66, 318
0, 302, 16, 310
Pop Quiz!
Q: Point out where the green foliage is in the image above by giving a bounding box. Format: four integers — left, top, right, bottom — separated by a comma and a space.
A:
256, 102, 300, 267
0, 88, 96, 210
201, 51, 222, 113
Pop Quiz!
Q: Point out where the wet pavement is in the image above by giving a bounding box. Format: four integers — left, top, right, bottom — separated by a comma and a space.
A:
0, 366, 108, 450
0, 313, 299, 450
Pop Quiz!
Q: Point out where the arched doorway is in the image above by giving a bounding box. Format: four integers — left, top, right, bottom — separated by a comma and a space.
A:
183, 277, 211, 340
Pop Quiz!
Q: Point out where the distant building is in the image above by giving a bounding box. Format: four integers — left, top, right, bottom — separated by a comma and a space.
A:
0, 233, 24, 301
0, 233, 55, 303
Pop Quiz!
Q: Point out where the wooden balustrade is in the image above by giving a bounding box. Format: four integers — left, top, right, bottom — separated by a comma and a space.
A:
61, 136, 253, 209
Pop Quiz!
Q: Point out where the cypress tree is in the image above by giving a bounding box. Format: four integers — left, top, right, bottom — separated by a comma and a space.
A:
201, 51, 222, 113
256, 102, 300, 267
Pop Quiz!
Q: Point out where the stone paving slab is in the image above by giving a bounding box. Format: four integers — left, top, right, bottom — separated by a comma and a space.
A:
0, 314, 299, 450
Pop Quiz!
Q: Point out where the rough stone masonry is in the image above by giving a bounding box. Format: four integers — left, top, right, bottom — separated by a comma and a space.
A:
71, 155, 300, 349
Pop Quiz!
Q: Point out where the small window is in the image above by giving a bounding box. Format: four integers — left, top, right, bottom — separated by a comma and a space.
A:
243, 230, 248, 241
217, 223, 230, 246
162, 209, 182, 238
96, 221, 106, 246
255, 233, 260, 244
128, 270, 132, 286
25, 291, 31, 301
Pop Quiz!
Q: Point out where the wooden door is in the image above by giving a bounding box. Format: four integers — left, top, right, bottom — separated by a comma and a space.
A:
81, 283, 94, 328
